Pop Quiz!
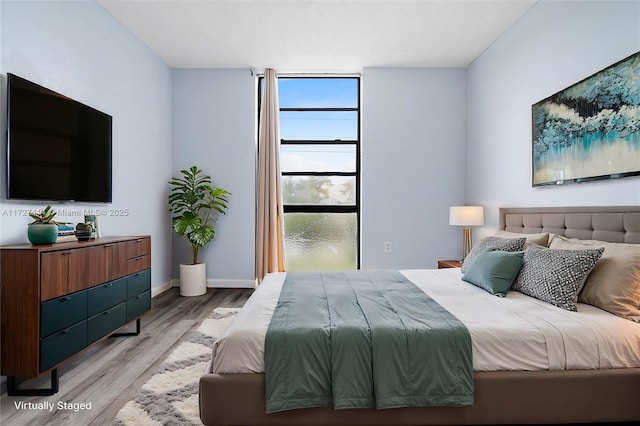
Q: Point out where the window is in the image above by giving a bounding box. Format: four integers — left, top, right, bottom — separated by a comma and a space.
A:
259, 77, 360, 271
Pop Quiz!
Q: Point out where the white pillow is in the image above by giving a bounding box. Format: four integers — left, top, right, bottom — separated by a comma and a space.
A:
548, 234, 640, 322
495, 230, 549, 247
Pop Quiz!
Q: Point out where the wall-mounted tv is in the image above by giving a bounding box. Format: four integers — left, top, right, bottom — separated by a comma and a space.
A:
6, 73, 112, 203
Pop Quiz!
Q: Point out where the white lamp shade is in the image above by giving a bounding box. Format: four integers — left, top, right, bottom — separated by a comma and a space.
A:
449, 206, 484, 226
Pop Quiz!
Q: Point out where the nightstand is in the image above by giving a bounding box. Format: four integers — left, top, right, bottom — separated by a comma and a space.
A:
437, 259, 462, 269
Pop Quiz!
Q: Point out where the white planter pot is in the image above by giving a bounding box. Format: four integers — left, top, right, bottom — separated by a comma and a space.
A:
179, 263, 207, 296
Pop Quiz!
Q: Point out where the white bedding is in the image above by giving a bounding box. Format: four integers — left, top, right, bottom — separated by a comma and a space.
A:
210, 269, 640, 374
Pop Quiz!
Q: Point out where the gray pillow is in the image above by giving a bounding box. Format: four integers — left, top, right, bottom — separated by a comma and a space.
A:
461, 236, 526, 273
512, 246, 605, 312
462, 248, 524, 297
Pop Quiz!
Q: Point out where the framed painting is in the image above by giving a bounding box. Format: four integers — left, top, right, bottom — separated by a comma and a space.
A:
532, 52, 640, 186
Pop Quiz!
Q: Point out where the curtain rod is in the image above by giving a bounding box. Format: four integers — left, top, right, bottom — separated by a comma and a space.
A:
253, 69, 361, 77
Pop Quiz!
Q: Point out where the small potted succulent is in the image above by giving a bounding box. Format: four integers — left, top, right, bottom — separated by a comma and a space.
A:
28, 205, 68, 245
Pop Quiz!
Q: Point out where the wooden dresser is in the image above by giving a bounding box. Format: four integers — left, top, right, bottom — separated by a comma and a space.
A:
0, 236, 151, 395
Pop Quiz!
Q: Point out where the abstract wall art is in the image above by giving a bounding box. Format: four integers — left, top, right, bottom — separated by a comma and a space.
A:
532, 52, 639, 186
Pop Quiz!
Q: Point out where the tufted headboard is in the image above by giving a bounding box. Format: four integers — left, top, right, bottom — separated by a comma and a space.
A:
499, 206, 640, 244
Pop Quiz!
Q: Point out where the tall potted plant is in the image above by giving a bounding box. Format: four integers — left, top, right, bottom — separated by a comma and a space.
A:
168, 166, 230, 296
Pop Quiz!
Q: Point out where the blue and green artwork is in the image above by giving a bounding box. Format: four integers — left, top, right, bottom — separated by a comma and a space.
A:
532, 52, 639, 186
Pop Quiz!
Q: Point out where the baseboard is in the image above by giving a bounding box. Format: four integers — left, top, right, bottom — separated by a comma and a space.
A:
207, 279, 257, 289
170, 278, 256, 289
151, 280, 175, 297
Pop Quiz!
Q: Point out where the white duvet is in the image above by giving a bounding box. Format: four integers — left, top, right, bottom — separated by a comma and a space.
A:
210, 269, 640, 374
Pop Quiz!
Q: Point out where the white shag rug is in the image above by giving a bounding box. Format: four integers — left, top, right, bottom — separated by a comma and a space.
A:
114, 308, 240, 426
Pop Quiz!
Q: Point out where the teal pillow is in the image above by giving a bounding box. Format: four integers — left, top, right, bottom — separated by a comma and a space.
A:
461, 248, 524, 297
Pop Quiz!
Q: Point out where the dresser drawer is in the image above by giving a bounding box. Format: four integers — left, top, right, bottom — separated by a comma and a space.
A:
87, 302, 126, 345
126, 238, 151, 259
40, 320, 87, 372
40, 290, 88, 338
127, 255, 151, 275
127, 290, 151, 322
87, 278, 127, 317
127, 269, 151, 298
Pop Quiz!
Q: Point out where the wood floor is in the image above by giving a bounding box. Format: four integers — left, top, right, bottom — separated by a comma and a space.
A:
0, 287, 253, 426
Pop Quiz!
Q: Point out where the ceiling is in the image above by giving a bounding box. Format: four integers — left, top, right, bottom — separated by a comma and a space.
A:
97, 0, 537, 72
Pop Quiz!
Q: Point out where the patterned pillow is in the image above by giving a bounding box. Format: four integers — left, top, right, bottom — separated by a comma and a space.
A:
512, 246, 605, 311
461, 236, 526, 273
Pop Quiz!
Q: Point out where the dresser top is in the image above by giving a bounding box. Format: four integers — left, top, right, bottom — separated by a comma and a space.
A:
0, 236, 150, 252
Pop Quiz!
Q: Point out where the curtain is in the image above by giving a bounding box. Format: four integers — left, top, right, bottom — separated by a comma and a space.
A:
256, 69, 285, 280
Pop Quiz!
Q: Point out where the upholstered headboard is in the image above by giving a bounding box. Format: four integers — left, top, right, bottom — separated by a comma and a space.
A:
499, 206, 640, 244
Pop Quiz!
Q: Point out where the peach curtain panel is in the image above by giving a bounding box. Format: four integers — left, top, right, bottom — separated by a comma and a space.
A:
256, 69, 285, 280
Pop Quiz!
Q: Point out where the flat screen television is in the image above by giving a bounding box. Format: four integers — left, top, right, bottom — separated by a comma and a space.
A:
6, 73, 112, 202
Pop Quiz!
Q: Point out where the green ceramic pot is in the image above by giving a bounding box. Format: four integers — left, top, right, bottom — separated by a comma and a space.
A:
27, 224, 58, 244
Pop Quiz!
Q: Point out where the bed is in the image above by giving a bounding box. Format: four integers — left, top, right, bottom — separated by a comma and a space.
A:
199, 206, 640, 425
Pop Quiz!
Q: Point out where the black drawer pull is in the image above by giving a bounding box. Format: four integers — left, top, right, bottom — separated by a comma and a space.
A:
103, 310, 111, 315
104, 244, 115, 248
136, 294, 143, 299
60, 328, 70, 335
61, 296, 72, 302
104, 283, 113, 288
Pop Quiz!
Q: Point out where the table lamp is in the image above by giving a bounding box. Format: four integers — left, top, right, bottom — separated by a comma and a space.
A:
449, 206, 484, 262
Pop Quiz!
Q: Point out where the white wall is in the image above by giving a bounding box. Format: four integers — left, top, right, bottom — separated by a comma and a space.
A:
0, 1, 174, 291
172, 70, 256, 285
362, 68, 467, 267
467, 0, 640, 233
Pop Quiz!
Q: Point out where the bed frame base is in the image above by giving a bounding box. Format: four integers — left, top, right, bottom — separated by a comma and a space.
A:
200, 368, 640, 425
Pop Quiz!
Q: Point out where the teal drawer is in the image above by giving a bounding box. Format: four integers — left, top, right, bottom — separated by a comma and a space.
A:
126, 290, 151, 322
87, 278, 127, 317
41, 290, 87, 338
127, 269, 151, 298
40, 320, 87, 372
87, 302, 126, 345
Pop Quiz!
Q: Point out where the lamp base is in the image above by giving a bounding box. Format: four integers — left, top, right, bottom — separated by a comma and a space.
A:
461, 227, 473, 262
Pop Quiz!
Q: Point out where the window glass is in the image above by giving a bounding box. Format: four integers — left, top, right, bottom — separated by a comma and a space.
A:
280, 144, 356, 173
282, 176, 356, 205
280, 111, 357, 140
279, 78, 358, 108
284, 213, 357, 271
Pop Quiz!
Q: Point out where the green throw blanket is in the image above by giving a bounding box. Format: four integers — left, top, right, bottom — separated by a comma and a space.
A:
264, 270, 473, 413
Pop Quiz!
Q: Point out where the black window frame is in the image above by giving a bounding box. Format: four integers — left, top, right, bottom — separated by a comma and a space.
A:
258, 75, 361, 269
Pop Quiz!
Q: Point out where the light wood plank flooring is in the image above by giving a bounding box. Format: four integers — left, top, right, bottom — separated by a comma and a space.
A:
0, 287, 253, 426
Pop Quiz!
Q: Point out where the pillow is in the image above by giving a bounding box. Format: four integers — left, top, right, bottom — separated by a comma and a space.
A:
462, 248, 524, 297
512, 246, 605, 312
461, 236, 526, 273
495, 230, 550, 247
548, 234, 640, 322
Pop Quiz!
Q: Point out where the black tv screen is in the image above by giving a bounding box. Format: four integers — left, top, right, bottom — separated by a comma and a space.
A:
6, 73, 112, 202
